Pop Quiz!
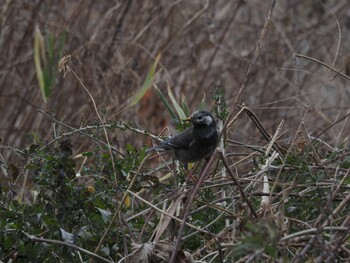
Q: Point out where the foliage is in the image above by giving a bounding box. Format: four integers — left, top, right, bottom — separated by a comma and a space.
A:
0, 135, 150, 262
1, 115, 349, 262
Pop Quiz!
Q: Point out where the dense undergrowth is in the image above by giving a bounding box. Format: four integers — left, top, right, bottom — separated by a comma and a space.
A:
1, 89, 349, 262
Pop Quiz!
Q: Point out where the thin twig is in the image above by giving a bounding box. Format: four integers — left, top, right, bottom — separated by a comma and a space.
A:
235, 0, 276, 104
218, 152, 258, 218
162, 0, 209, 51
127, 190, 211, 236
295, 54, 350, 81
279, 227, 349, 243
169, 151, 218, 263
37, 107, 161, 153
23, 232, 113, 263
195, 0, 244, 103
66, 65, 119, 192
312, 112, 350, 143
92, 152, 151, 257
37, 108, 121, 153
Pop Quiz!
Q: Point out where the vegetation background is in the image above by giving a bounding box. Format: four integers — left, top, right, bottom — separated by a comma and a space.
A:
0, 0, 350, 262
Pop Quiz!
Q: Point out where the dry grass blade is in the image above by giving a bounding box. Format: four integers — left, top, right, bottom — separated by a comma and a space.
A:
122, 240, 194, 263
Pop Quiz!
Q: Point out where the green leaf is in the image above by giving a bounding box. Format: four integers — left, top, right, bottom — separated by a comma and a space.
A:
199, 93, 207, 110
130, 53, 161, 106
154, 85, 176, 120
180, 92, 190, 116
78, 226, 94, 240
82, 151, 93, 157
60, 228, 75, 243
31, 132, 44, 147
101, 246, 110, 256
341, 156, 350, 169
96, 207, 112, 224
167, 85, 186, 120
42, 69, 52, 98
58, 31, 67, 59
47, 32, 55, 60
34, 26, 47, 103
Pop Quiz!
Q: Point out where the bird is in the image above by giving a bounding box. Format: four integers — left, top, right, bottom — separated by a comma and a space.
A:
146, 110, 219, 164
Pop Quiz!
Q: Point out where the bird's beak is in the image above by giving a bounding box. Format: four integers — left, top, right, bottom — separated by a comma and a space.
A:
182, 116, 191, 122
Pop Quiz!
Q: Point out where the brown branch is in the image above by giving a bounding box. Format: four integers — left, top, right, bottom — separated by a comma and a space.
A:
235, 0, 276, 104
218, 152, 258, 218
169, 151, 218, 263
294, 54, 350, 81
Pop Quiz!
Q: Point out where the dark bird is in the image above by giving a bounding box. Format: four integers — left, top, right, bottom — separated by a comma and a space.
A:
147, 110, 219, 163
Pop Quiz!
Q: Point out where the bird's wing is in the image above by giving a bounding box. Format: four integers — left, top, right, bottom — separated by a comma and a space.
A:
162, 128, 194, 150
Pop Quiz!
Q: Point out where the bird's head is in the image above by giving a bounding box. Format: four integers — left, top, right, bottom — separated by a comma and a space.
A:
184, 110, 216, 127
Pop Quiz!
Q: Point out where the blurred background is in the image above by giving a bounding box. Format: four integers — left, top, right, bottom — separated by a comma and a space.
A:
1, 0, 350, 165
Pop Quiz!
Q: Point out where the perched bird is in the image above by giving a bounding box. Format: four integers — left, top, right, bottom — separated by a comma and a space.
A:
147, 110, 219, 163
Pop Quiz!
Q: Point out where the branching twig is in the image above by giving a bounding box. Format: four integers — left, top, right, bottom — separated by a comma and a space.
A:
37, 108, 121, 153
38, 108, 163, 153
169, 151, 218, 263
218, 152, 258, 218
23, 232, 113, 263
235, 0, 276, 104
294, 55, 350, 81
127, 190, 210, 236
